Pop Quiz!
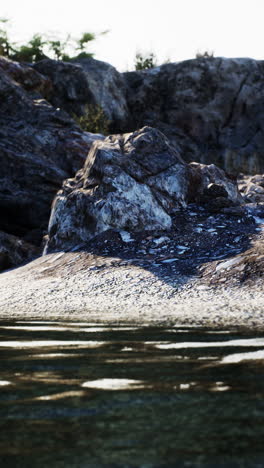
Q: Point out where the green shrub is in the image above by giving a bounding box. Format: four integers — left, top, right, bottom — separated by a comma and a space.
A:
72, 105, 109, 135
0, 19, 101, 63
0, 18, 14, 57
12, 34, 48, 62
134, 52, 157, 70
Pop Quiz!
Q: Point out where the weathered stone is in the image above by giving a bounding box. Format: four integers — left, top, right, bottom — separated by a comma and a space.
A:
124, 57, 264, 174
188, 162, 243, 211
0, 57, 52, 97
32, 56, 264, 174
34, 57, 129, 132
45, 127, 242, 253
0, 56, 102, 246
238, 174, 264, 203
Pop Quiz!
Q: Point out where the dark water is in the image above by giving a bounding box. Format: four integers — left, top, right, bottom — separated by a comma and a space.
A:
0, 321, 264, 467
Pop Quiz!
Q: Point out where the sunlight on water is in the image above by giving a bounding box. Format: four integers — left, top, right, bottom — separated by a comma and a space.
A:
34, 390, 87, 401
152, 338, 264, 349
4, 326, 138, 332
221, 349, 264, 363
0, 340, 107, 348
82, 378, 146, 390
0, 380, 11, 386
1, 321, 264, 467
167, 329, 232, 334
15, 321, 138, 330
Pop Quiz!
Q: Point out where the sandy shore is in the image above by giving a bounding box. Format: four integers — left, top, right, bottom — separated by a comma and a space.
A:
0, 251, 263, 329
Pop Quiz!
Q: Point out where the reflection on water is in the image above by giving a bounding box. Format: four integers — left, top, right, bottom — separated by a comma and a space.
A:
0, 321, 264, 467
0, 340, 108, 348
82, 378, 146, 390
221, 349, 264, 363
153, 338, 264, 349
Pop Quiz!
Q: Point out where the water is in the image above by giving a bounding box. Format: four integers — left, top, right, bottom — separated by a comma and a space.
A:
0, 321, 264, 467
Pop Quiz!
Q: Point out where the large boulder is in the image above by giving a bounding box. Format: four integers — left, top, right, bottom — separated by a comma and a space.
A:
45, 126, 242, 253
124, 57, 264, 174
0, 57, 102, 248
34, 57, 129, 132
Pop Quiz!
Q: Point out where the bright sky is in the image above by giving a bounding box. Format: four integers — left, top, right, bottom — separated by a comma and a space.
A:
2, 0, 264, 71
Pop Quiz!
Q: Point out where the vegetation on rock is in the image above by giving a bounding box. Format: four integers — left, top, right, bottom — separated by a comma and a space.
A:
72, 105, 110, 135
134, 51, 157, 70
0, 18, 100, 62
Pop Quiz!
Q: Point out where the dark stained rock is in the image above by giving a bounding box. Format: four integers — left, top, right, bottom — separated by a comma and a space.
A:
33, 59, 94, 117
0, 57, 52, 97
0, 56, 103, 250
45, 126, 242, 253
0, 231, 39, 272
124, 57, 264, 174
34, 57, 129, 132
188, 162, 242, 212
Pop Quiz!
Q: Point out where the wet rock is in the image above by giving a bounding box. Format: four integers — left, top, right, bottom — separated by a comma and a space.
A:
124, 57, 264, 174
45, 126, 242, 253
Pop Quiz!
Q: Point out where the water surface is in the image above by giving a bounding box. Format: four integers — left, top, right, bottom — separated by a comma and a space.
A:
0, 321, 264, 467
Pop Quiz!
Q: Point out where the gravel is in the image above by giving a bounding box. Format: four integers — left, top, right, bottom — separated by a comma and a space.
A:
0, 251, 263, 330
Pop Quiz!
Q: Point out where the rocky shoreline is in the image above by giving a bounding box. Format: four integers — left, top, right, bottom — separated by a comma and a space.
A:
0, 250, 263, 329
0, 198, 263, 328
0, 54, 263, 326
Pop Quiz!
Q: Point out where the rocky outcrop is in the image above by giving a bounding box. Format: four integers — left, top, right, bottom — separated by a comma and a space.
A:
0, 56, 102, 267
34, 58, 129, 132
1, 54, 264, 271
124, 57, 264, 174
34, 56, 264, 174
45, 126, 242, 253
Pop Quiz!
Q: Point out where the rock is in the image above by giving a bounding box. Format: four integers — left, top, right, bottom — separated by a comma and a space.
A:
45, 126, 242, 253
0, 57, 52, 97
0, 56, 102, 247
188, 162, 243, 211
34, 57, 129, 132
0, 231, 39, 272
124, 57, 264, 174
201, 237, 264, 286
238, 173, 264, 203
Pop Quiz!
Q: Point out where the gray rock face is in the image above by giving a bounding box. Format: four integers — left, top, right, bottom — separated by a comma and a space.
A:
124, 57, 264, 174
33, 59, 94, 116
34, 57, 129, 132
75, 58, 129, 132
45, 127, 242, 253
34, 56, 264, 174
0, 57, 101, 249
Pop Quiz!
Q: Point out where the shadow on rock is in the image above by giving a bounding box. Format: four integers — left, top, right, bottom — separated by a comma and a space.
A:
40, 126, 263, 289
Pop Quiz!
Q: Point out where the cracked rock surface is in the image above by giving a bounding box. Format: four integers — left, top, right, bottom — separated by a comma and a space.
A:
45, 126, 242, 253
124, 57, 264, 173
